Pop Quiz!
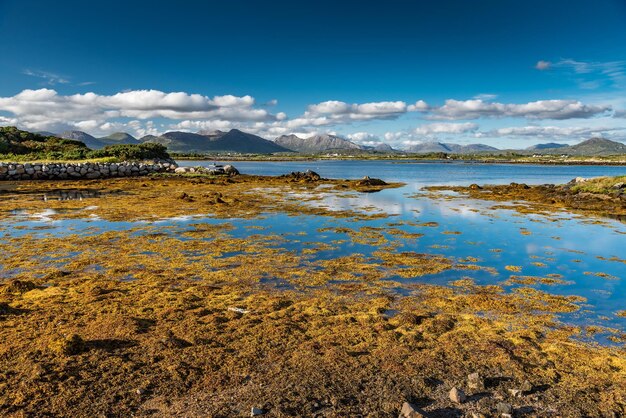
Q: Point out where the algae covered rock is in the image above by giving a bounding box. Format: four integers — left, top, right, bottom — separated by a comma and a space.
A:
50, 334, 86, 355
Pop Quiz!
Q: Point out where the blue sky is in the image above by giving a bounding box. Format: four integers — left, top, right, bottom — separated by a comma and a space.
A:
1, 0, 625, 149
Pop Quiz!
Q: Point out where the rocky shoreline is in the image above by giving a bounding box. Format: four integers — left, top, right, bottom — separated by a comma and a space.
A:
426, 176, 626, 219
0, 160, 178, 181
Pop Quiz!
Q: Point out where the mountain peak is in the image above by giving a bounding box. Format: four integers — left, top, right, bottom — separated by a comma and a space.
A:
275, 133, 362, 153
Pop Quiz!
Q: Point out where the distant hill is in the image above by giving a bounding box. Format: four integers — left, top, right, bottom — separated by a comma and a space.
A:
407, 142, 451, 154
525, 138, 626, 156
450, 143, 500, 153
141, 131, 214, 152
275, 134, 362, 153
215, 129, 290, 153
407, 142, 499, 154
99, 132, 139, 146
373, 143, 395, 152
561, 138, 626, 156
58, 130, 106, 149
142, 129, 289, 154
526, 142, 569, 151
0, 126, 89, 156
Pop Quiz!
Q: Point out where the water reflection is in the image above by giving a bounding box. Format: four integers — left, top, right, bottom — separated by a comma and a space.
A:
1, 161, 625, 343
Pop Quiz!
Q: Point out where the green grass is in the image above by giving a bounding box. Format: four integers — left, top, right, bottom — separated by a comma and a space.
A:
571, 176, 626, 194
0, 127, 170, 162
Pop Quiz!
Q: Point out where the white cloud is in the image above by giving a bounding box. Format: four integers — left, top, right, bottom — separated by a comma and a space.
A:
535, 60, 551, 70
23, 69, 70, 85
473, 94, 498, 100
0, 87, 621, 145
346, 132, 381, 143
414, 122, 478, 135
431, 99, 610, 120
0, 88, 277, 135
305, 100, 410, 121
407, 100, 429, 111
490, 125, 626, 140
536, 58, 626, 89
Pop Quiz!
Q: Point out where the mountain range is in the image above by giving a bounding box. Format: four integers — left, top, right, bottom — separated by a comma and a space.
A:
49, 129, 626, 156
527, 137, 626, 156
141, 129, 288, 154
275, 134, 362, 153
406, 142, 499, 154
58, 131, 139, 149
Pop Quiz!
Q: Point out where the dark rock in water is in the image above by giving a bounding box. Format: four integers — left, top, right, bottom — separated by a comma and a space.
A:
355, 176, 388, 187
281, 170, 321, 182
224, 165, 240, 176
449, 386, 466, 403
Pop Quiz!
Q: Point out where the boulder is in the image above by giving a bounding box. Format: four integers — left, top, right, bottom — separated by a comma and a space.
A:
355, 176, 388, 187
224, 164, 240, 176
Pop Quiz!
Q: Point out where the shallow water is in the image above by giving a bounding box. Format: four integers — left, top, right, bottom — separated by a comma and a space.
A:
2, 161, 625, 343
182, 159, 626, 186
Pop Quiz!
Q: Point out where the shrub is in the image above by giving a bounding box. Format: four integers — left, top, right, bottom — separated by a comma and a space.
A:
0, 127, 171, 162
87, 143, 170, 161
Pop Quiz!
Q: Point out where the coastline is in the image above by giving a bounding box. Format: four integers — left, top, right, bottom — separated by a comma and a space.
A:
172, 155, 626, 166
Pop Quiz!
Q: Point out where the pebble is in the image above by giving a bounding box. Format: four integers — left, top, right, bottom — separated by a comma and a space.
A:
520, 380, 533, 393
467, 372, 484, 391
496, 402, 513, 415
250, 407, 265, 416
449, 386, 466, 404
508, 388, 522, 397
400, 402, 428, 418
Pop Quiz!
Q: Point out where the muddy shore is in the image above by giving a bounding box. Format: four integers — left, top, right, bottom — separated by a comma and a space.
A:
0, 174, 624, 417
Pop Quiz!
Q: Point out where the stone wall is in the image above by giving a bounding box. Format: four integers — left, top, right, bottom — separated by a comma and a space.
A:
0, 160, 177, 181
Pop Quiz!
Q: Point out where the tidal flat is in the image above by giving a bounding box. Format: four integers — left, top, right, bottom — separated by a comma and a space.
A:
0, 174, 625, 417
